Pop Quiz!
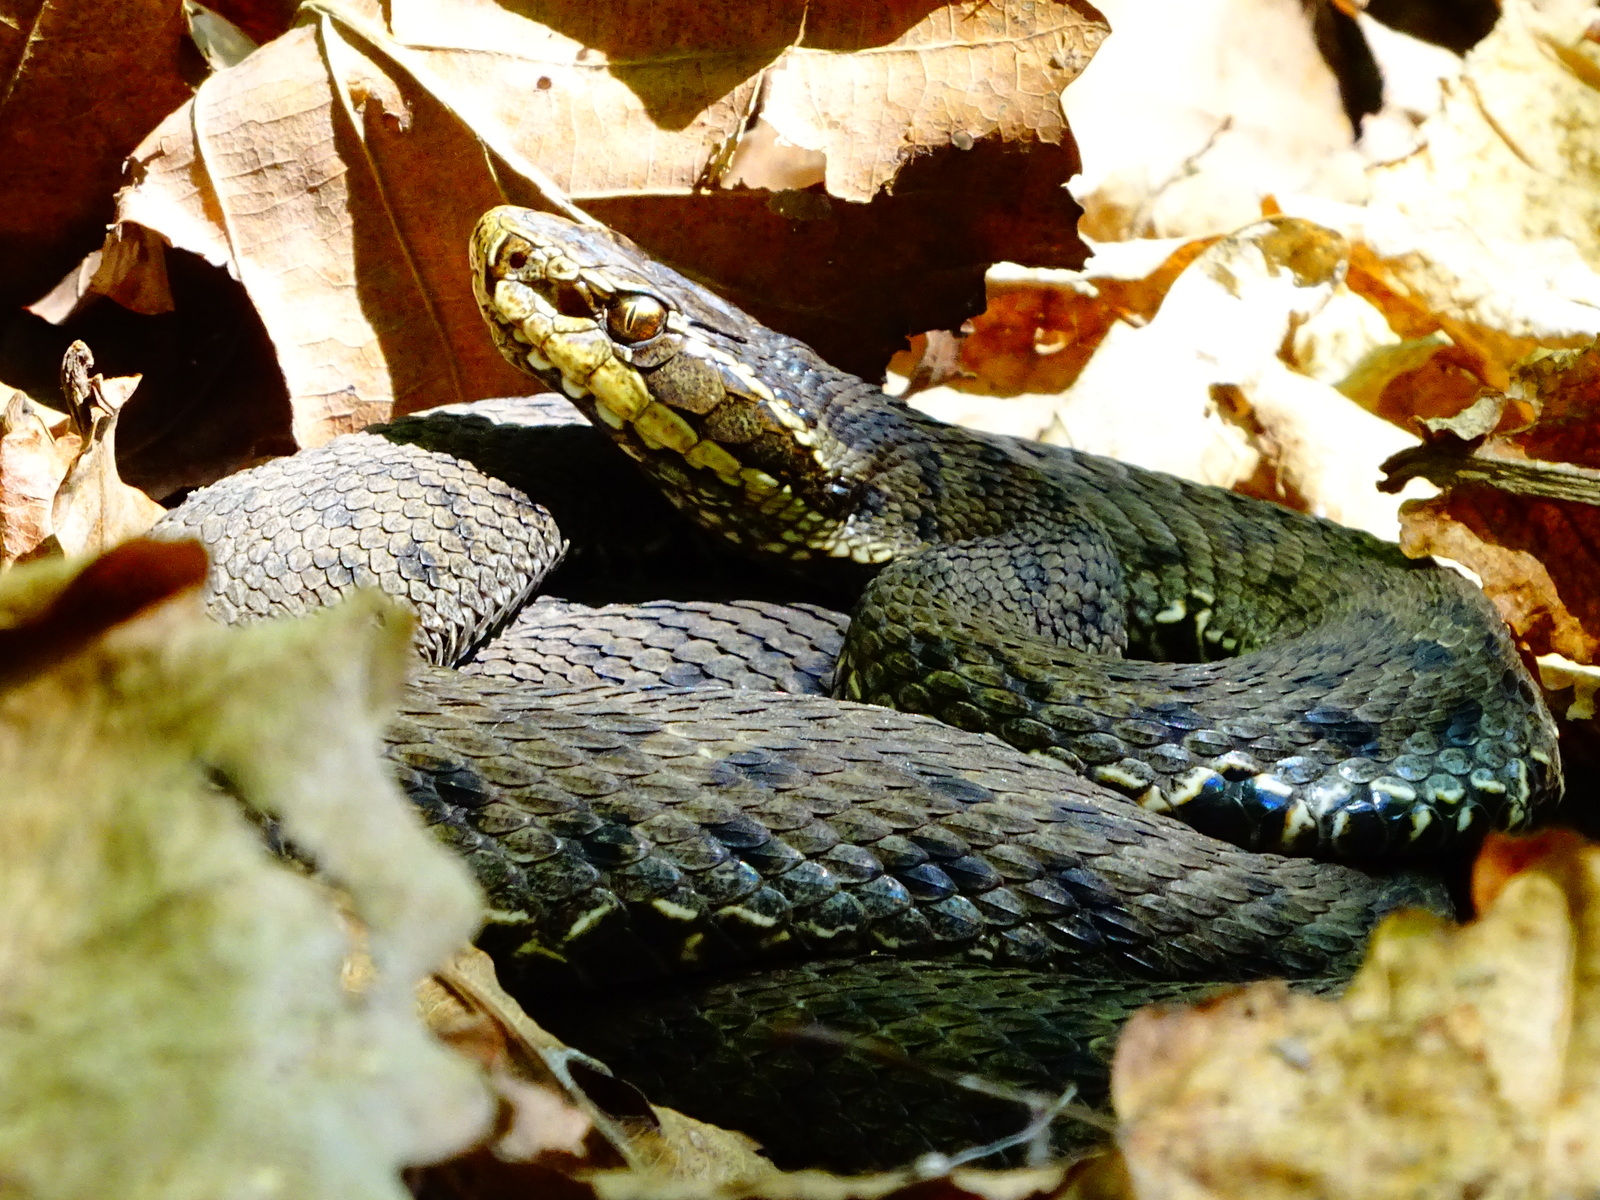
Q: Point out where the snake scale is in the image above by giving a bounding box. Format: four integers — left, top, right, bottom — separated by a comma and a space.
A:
152, 209, 1561, 1171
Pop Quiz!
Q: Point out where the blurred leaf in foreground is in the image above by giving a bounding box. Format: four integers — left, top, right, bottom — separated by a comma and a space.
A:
1102, 831, 1600, 1200
0, 540, 491, 1198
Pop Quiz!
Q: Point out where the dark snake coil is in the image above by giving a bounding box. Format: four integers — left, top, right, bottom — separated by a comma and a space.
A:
148, 209, 1562, 1170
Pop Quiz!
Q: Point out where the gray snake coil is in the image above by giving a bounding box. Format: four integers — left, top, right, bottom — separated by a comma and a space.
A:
146, 210, 1563, 1169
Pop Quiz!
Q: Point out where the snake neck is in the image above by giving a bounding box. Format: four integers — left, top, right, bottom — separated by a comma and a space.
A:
469, 207, 963, 568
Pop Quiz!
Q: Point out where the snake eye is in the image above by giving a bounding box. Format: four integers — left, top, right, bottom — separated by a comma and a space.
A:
607, 293, 668, 343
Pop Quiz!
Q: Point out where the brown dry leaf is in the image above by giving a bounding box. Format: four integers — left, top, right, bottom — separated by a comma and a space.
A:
1381, 346, 1600, 663
912, 217, 1426, 539
1399, 490, 1600, 665
0, 345, 166, 567
0, 388, 75, 565
50, 346, 167, 558
1275, 0, 1600, 395
0, 542, 492, 1197
0, 0, 197, 310
419, 945, 776, 1188
1107, 832, 1600, 1200
891, 237, 1215, 403
95, 0, 1104, 445
1061, 0, 1364, 242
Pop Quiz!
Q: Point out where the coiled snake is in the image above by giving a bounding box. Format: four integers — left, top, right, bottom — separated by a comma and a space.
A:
155, 209, 1561, 1170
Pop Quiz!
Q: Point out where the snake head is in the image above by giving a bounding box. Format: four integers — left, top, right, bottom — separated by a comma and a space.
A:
470, 207, 899, 564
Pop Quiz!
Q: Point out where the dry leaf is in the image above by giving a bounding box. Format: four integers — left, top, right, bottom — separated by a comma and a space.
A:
1275, 0, 1600, 387
1370, 0, 1600, 276
0, 389, 75, 565
890, 238, 1214, 403
50, 348, 167, 558
0, 542, 492, 1197
0, 346, 166, 566
95, 0, 1104, 444
1399, 490, 1600, 663
1108, 832, 1600, 1200
419, 945, 777, 1188
0, 0, 197, 309
1351, 11, 1462, 164
904, 218, 1431, 537
1381, 345, 1600, 663
1062, 0, 1364, 241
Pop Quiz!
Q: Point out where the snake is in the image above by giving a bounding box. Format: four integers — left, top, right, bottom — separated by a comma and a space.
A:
152, 209, 1562, 1171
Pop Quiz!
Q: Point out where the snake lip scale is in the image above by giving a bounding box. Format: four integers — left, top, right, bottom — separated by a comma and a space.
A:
469, 206, 1562, 864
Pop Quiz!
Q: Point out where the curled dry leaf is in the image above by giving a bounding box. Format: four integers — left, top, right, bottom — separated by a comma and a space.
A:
1370, 0, 1600, 285
909, 217, 1424, 540
50, 345, 168, 559
1277, 0, 1600, 396
0, 388, 75, 566
93, 0, 1105, 445
0, 542, 492, 1198
1382, 346, 1600, 664
418, 945, 774, 1186
0, 0, 196, 309
0, 345, 165, 568
1107, 832, 1600, 1200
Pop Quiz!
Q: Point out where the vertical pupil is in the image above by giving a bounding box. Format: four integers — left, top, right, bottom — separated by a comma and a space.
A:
611, 297, 662, 341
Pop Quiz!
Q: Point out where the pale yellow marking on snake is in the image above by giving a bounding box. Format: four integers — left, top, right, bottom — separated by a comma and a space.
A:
1281, 800, 1316, 844
632, 402, 699, 454
1094, 763, 1150, 791
590, 358, 651, 421
1427, 774, 1464, 805
741, 467, 780, 495
1170, 766, 1222, 806
1469, 768, 1505, 795
718, 904, 779, 929
678, 931, 706, 963
563, 896, 622, 941
1250, 773, 1294, 800
650, 897, 701, 923
1136, 787, 1173, 814
493, 278, 539, 323
544, 326, 613, 384
685, 439, 743, 484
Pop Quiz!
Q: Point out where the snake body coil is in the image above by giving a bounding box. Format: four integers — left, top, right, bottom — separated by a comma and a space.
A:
469, 208, 1560, 861
151, 211, 1563, 1169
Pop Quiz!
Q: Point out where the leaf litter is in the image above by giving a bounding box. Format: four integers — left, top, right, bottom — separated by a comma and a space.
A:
4, 0, 1600, 1195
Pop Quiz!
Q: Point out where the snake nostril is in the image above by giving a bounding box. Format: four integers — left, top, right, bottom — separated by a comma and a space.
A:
506, 249, 528, 271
